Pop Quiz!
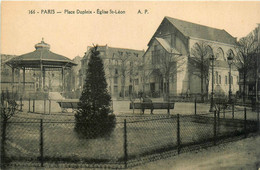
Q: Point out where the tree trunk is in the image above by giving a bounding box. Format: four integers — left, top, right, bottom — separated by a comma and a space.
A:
206, 80, 209, 100
201, 59, 205, 103
201, 76, 204, 103
243, 71, 246, 104
167, 78, 170, 102
162, 78, 165, 99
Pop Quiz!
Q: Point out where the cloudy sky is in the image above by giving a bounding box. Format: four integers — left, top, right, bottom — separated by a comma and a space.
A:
1, 1, 260, 59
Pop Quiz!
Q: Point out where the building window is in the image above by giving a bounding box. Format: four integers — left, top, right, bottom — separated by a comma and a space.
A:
115, 68, 118, 75
225, 76, 228, 84
230, 76, 233, 85
114, 77, 118, 84
218, 75, 221, 84
152, 45, 161, 64
100, 51, 105, 56
114, 86, 118, 94
135, 79, 139, 85
118, 51, 123, 56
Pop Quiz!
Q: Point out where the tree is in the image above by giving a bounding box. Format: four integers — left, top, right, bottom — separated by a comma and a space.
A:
189, 41, 212, 102
117, 51, 131, 99
235, 29, 258, 103
157, 50, 184, 101
1, 90, 18, 168
74, 45, 115, 139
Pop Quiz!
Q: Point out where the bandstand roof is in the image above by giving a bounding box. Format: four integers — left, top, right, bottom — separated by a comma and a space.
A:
5, 39, 77, 69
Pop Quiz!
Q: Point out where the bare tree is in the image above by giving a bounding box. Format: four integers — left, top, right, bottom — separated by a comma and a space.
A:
142, 59, 153, 93
1, 90, 18, 168
157, 50, 184, 101
235, 29, 258, 103
103, 57, 115, 95
189, 41, 212, 102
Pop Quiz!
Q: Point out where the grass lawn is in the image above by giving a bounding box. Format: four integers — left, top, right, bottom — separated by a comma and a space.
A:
4, 114, 249, 165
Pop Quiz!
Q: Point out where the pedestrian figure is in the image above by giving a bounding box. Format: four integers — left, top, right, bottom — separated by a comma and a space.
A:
141, 95, 153, 114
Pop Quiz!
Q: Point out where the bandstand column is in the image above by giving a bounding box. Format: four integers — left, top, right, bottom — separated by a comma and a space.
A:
39, 65, 43, 90
70, 69, 73, 91
43, 67, 46, 90
62, 67, 65, 92
23, 67, 25, 92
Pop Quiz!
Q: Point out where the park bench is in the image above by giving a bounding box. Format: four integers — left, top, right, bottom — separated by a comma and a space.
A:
130, 102, 175, 114
56, 99, 79, 113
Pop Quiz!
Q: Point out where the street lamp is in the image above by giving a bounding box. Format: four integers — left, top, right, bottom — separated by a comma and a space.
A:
227, 52, 234, 103
209, 54, 216, 112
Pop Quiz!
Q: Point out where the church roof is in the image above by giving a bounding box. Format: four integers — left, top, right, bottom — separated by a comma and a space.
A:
155, 37, 181, 55
165, 17, 238, 46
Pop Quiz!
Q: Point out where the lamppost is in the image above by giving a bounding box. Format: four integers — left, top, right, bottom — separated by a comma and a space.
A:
227, 52, 234, 103
209, 54, 216, 112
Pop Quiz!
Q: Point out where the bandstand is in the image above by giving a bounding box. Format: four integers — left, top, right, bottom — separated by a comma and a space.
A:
5, 39, 77, 98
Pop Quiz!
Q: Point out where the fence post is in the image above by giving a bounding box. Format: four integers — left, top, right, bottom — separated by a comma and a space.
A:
244, 107, 247, 138
232, 103, 234, 119
194, 98, 197, 115
124, 119, 127, 169
20, 97, 23, 111
33, 99, 35, 113
177, 114, 181, 154
214, 111, 217, 145
40, 119, 44, 167
28, 98, 31, 113
217, 110, 220, 133
49, 100, 51, 114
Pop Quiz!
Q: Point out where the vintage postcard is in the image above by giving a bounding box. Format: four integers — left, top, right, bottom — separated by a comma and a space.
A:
1, 1, 260, 169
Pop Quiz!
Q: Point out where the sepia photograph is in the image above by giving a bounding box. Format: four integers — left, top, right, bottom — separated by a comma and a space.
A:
1, 1, 260, 169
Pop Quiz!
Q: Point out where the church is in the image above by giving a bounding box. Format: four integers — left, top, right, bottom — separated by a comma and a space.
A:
142, 16, 240, 99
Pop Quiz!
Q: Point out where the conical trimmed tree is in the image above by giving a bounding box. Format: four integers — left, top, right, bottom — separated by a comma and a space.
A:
75, 45, 115, 138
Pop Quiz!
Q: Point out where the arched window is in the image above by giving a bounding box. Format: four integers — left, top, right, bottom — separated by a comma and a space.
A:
226, 49, 235, 62
206, 45, 214, 58
219, 75, 221, 84
216, 48, 225, 61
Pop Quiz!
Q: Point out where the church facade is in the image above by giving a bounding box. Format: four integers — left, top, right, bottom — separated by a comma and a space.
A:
142, 17, 240, 98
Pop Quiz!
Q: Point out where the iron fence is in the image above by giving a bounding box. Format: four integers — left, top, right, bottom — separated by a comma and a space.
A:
1, 109, 259, 169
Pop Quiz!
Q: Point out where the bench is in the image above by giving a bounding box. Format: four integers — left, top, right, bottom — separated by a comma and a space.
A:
130, 102, 175, 114
56, 99, 79, 113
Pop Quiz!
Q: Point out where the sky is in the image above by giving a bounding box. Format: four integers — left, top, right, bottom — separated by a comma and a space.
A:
1, 1, 260, 59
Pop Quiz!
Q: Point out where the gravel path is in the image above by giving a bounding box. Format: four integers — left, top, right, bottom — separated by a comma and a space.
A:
134, 134, 260, 170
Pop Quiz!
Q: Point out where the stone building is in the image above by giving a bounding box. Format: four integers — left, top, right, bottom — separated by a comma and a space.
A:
142, 16, 240, 98
80, 45, 144, 99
